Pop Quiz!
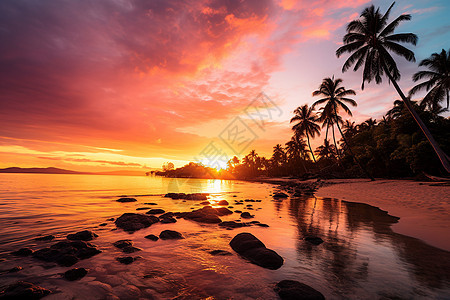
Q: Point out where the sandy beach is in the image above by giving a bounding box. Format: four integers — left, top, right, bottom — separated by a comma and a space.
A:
315, 179, 450, 251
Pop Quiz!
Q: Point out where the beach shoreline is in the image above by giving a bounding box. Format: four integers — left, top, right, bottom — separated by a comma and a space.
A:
257, 177, 449, 251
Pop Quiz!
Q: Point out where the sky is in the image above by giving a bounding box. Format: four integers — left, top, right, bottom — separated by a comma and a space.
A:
0, 0, 449, 173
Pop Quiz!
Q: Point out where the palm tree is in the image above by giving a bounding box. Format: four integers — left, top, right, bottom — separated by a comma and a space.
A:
410, 49, 450, 112
342, 120, 357, 137
290, 105, 321, 163
312, 76, 374, 180
286, 135, 309, 173
336, 2, 450, 172
314, 139, 336, 160
318, 104, 343, 161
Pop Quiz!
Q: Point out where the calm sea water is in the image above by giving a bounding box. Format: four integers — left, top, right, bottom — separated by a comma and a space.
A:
0, 174, 448, 299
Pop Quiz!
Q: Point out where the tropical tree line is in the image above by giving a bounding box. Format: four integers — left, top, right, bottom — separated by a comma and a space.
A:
157, 3, 449, 180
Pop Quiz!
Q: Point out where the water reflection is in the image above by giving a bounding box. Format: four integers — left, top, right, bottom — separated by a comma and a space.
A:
286, 196, 450, 297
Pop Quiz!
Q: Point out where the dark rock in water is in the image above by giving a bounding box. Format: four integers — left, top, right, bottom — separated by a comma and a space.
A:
99, 223, 107, 226
160, 216, 177, 224
230, 233, 283, 270
255, 223, 269, 227
304, 236, 324, 245
57, 255, 79, 267
234, 210, 242, 213
174, 206, 228, 224
122, 246, 142, 253
136, 207, 152, 210
113, 240, 133, 249
209, 250, 233, 256
116, 256, 135, 264
240, 212, 254, 219
160, 212, 174, 218
164, 193, 208, 200
200, 201, 210, 205
12, 247, 33, 256
117, 197, 137, 203
219, 221, 249, 229
106, 218, 115, 221
146, 209, 165, 215
159, 230, 184, 240
0, 281, 51, 299
244, 199, 256, 202
144, 234, 159, 241
274, 280, 325, 300
35, 235, 55, 242
249, 221, 260, 224
32, 240, 101, 267
273, 192, 289, 198
8, 266, 23, 273
217, 200, 229, 206
67, 230, 98, 241
143, 202, 158, 205
115, 213, 159, 232
64, 268, 88, 281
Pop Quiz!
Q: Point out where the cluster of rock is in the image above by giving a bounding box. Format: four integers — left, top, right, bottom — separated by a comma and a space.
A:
164, 193, 209, 200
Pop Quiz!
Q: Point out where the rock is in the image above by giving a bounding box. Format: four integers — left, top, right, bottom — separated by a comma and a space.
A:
144, 234, 159, 241
174, 206, 226, 224
304, 236, 324, 245
122, 246, 142, 254
244, 199, 256, 202
113, 240, 133, 249
256, 223, 269, 227
0, 281, 51, 299
12, 247, 33, 256
159, 230, 184, 240
274, 280, 325, 300
217, 200, 229, 206
115, 213, 159, 232
67, 230, 98, 241
273, 192, 289, 198
164, 193, 208, 200
116, 256, 135, 265
200, 201, 210, 205
160, 212, 174, 218
143, 202, 158, 205
240, 212, 254, 219
116, 197, 137, 203
219, 221, 250, 229
146, 209, 165, 215
234, 210, 242, 213
230, 233, 283, 270
209, 250, 233, 256
99, 223, 107, 226
64, 268, 88, 281
35, 235, 55, 241
136, 207, 152, 210
160, 217, 177, 224
32, 240, 101, 266
8, 266, 23, 273
106, 218, 115, 221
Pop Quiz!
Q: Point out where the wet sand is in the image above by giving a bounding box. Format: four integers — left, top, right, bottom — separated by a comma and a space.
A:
315, 179, 450, 251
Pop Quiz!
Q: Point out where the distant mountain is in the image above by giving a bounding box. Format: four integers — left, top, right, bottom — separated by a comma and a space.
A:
0, 167, 84, 174
0, 167, 148, 176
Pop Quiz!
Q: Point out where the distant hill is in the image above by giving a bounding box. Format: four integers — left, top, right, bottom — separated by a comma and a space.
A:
0, 167, 148, 176
0, 167, 84, 174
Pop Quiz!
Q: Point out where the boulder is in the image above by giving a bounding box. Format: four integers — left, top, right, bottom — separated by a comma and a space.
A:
32, 240, 101, 266
274, 280, 325, 300
174, 206, 226, 224
209, 250, 233, 256
64, 268, 88, 281
0, 281, 51, 299
146, 209, 165, 215
115, 213, 159, 232
160, 216, 177, 224
35, 235, 55, 242
116, 256, 135, 265
144, 234, 159, 241
12, 247, 33, 256
273, 192, 289, 198
113, 240, 133, 249
116, 197, 137, 203
230, 233, 283, 270
67, 230, 98, 241
219, 221, 250, 229
164, 193, 208, 200
240, 212, 254, 219
217, 200, 229, 206
159, 230, 184, 240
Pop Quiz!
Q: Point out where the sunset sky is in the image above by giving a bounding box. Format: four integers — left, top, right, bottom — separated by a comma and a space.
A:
1, 0, 449, 172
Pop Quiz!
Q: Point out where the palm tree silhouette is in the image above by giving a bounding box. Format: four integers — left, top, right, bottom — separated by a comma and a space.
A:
336, 2, 450, 173
290, 104, 321, 163
312, 76, 374, 180
342, 120, 357, 137
285, 135, 308, 173
315, 139, 336, 160
318, 104, 343, 161
410, 49, 450, 113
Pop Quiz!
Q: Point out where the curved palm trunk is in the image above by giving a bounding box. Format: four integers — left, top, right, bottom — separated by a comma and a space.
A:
334, 108, 375, 181
306, 132, 317, 163
383, 63, 450, 173
332, 123, 342, 161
